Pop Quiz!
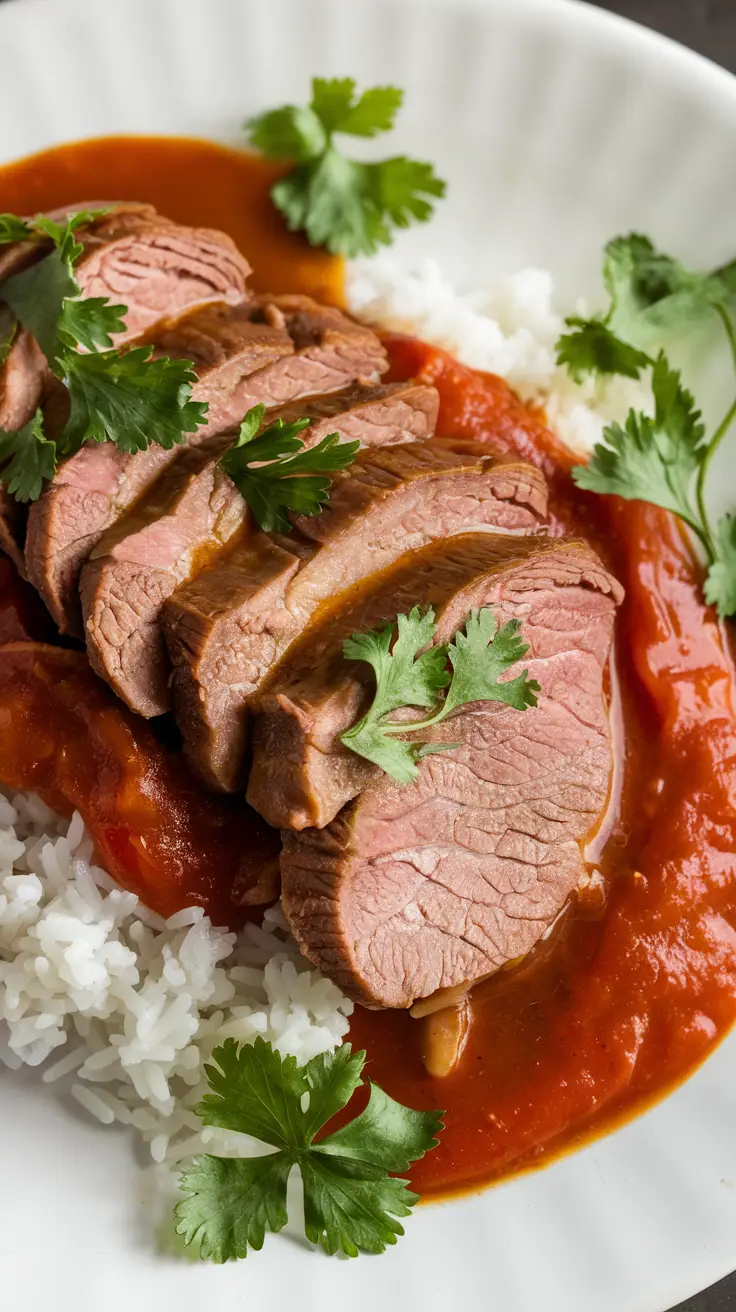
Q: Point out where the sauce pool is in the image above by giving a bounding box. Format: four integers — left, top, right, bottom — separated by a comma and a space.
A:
2, 136, 736, 1199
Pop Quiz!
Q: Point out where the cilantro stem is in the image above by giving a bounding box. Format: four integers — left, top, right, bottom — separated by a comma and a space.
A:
695, 305, 736, 559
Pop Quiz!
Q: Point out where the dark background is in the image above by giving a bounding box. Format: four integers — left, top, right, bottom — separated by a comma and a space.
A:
593, 4, 736, 1307
0, 0, 733, 1307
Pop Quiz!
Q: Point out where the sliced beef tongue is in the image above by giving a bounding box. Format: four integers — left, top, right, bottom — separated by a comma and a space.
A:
164, 438, 547, 794
81, 379, 439, 719
0, 327, 46, 572
81, 437, 245, 717
0, 202, 251, 344
24, 294, 386, 637
74, 205, 251, 341
278, 534, 623, 1009
23, 306, 293, 636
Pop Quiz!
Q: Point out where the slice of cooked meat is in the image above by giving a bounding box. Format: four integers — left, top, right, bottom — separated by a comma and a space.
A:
0, 202, 251, 343
72, 204, 251, 340
250, 294, 388, 400
24, 295, 386, 637
258, 378, 439, 449
81, 380, 438, 718
0, 325, 60, 575
278, 534, 623, 1009
164, 439, 548, 793
0, 489, 27, 575
81, 437, 245, 717
250, 533, 621, 830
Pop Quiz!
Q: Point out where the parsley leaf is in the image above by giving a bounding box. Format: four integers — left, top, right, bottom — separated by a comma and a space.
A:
175, 1037, 443, 1263
62, 348, 207, 455
341, 605, 539, 783
247, 78, 445, 257
220, 402, 359, 533
556, 316, 651, 382
572, 354, 707, 539
0, 409, 57, 502
705, 514, 736, 618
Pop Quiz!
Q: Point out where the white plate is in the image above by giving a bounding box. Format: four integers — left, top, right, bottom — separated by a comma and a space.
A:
1, 1, 736, 1309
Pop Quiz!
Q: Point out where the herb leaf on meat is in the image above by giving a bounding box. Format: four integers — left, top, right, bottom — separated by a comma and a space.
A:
341, 605, 539, 782
62, 348, 207, 454
0, 409, 57, 502
220, 402, 360, 533
175, 1036, 443, 1263
246, 78, 446, 257
0, 208, 208, 504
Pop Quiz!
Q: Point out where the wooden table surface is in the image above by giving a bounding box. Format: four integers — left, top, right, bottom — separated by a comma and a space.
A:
0, 0, 734, 1306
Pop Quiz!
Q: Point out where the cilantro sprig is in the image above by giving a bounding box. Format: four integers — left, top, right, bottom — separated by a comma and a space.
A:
175, 1037, 443, 1261
246, 77, 446, 257
0, 210, 207, 503
220, 402, 359, 533
340, 604, 539, 783
555, 233, 736, 617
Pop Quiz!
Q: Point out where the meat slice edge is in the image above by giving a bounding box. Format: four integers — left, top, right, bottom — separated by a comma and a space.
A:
84, 380, 437, 717
25, 294, 385, 636
280, 536, 623, 1008
166, 442, 547, 794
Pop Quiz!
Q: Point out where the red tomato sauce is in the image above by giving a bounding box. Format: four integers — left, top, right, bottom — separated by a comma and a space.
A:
0, 641, 280, 925
2, 137, 736, 1198
349, 337, 736, 1196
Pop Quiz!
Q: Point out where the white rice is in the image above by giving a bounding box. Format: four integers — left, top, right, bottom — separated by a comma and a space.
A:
1, 258, 647, 1171
347, 256, 652, 454
0, 789, 352, 1164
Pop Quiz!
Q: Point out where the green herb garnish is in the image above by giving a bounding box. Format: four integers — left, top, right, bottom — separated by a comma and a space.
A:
175, 1037, 443, 1262
0, 210, 207, 503
340, 605, 539, 783
246, 78, 446, 257
555, 232, 736, 617
219, 402, 359, 533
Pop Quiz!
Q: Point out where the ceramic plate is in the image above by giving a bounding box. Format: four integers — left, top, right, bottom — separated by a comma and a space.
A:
1, 1, 736, 1308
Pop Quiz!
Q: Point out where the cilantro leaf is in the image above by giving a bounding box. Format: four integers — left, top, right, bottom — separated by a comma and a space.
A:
62, 348, 207, 455
316, 1081, 442, 1173
301, 1157, 415, 1257
58, 296, 126, 352
246, 105, 327, 163
704, 513, 736, 618
177, 1153, 291, 1263
556, 316, 651, 382
603, 233, 732, 342
310, 78, 403, 137
1, 209, 116, 362
175, 1037, 443, 1263
2, 246, 79, 361
341, 605, 538, 783
443, 611, 540, 716
0, 214, 32, 244
220, 403, 359, 533
572, 353, 706, 534
0, 410, 57, 502
247, 78, 445, 257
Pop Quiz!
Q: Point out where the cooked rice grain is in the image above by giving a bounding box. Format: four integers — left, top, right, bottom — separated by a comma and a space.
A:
0, 789, 352, 1161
